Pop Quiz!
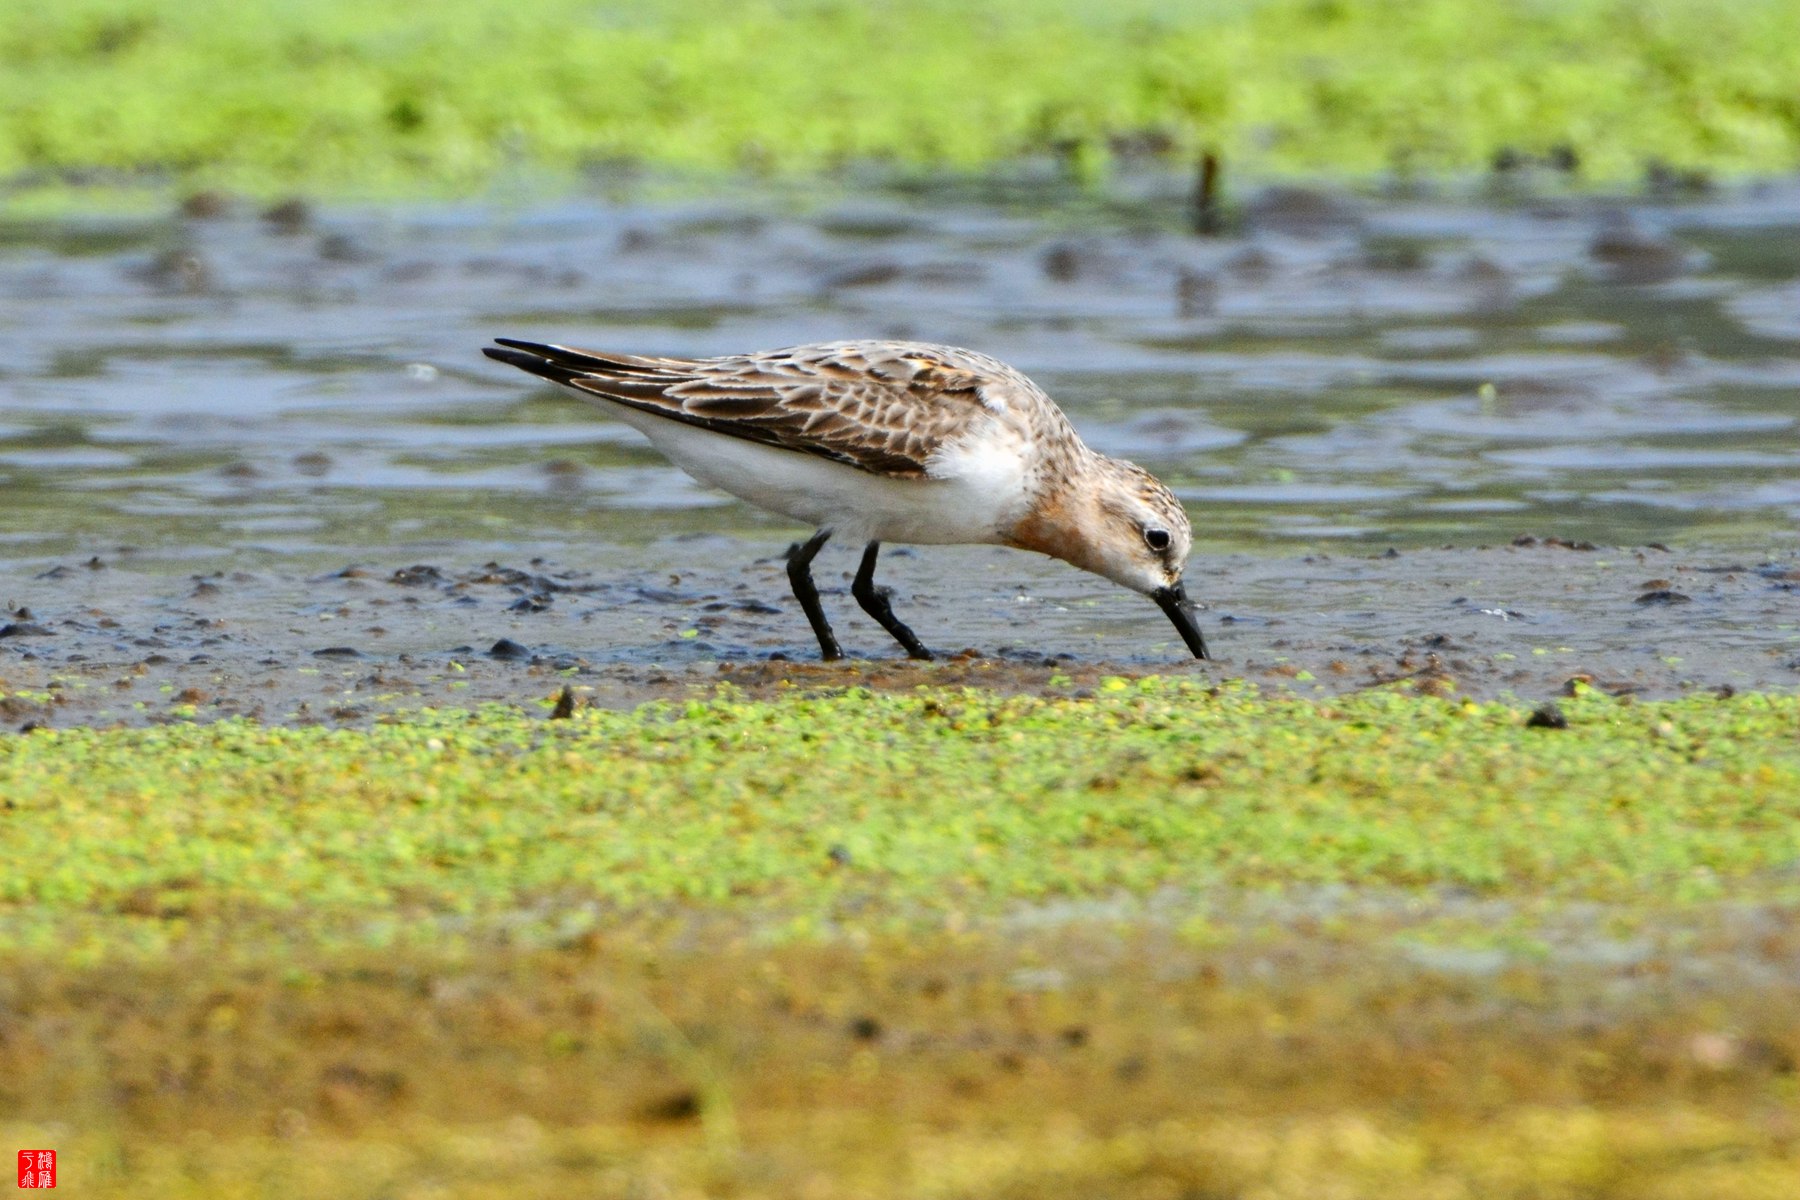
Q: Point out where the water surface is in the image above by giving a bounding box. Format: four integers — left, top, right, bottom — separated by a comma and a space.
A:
3, 180, 1797, 571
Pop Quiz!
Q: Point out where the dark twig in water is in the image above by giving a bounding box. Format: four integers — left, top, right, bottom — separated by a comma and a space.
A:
1190, 151, 1223, 237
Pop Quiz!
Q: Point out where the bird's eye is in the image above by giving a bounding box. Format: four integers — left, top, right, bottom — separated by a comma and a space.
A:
1144, 527, 1172, 553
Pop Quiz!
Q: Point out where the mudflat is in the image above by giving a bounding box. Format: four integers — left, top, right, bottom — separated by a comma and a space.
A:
2, 541, 1795, 728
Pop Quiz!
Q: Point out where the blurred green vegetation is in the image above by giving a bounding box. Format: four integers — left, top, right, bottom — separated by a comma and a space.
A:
3, 0, 1798, 197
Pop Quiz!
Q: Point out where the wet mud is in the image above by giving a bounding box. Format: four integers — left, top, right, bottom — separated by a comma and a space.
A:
3, 540, 1794, 727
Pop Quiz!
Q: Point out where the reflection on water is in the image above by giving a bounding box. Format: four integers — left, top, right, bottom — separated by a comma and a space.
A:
1, 179, 1797, 570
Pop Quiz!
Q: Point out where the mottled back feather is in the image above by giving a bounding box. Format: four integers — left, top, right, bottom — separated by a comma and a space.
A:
487, 338, 1046, 478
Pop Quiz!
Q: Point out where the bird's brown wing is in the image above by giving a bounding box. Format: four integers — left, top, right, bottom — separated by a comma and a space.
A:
483, 339, 1014, 477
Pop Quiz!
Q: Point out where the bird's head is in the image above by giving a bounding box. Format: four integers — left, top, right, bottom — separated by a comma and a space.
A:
1009, 454, 1209, 659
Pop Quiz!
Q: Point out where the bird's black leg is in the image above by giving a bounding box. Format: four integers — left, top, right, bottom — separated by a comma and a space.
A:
785, 529, 842, 661
852, 542, 933, 660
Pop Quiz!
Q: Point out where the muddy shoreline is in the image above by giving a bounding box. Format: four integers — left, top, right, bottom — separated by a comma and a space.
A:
3, 540, 1793, 728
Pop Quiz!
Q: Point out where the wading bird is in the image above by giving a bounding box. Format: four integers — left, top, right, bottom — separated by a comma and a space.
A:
483, 339, 1209, 662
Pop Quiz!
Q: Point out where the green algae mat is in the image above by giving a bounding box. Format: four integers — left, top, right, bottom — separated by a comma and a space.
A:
4, 683, 1800, 940
3, 683, 1799, 1196
8, 0, 1800, 197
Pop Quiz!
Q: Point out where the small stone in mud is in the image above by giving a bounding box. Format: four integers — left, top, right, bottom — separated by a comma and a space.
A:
1245, 185, 1360, 236
1635, 589, 1692, 605
848, 1015, 882, 1041
823, 260, 903, 289
1645, 159, 1712, 197
293, 452, 333, 476
262, 198, 311, 233
1526, 703, 1570, 730
549, 686, 576, 719
1040, 242, 1083, 282
1589, 227, 1686, 284
637, 1090, 701, 1124
179, 190, 232, 219
317, 233, 369, 263
391, 565, 444, 586
0, 622, 54, 638
488, 638, 530, 661
313, 646, 362, 659
540, 458, 584, 482
127, 248, 213, 293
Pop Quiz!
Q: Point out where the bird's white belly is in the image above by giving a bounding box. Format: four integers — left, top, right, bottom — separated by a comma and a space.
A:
597, 398, 1027, 545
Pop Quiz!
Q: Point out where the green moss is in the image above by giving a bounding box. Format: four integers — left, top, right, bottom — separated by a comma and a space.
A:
4, 0, 1799, 197
2, 683, 1796, 957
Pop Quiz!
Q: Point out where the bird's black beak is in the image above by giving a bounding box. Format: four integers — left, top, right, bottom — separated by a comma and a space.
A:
1153, 582, 1210, 660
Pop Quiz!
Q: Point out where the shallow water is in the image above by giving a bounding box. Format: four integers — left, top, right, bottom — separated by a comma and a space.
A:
2, 178, 1798, 692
